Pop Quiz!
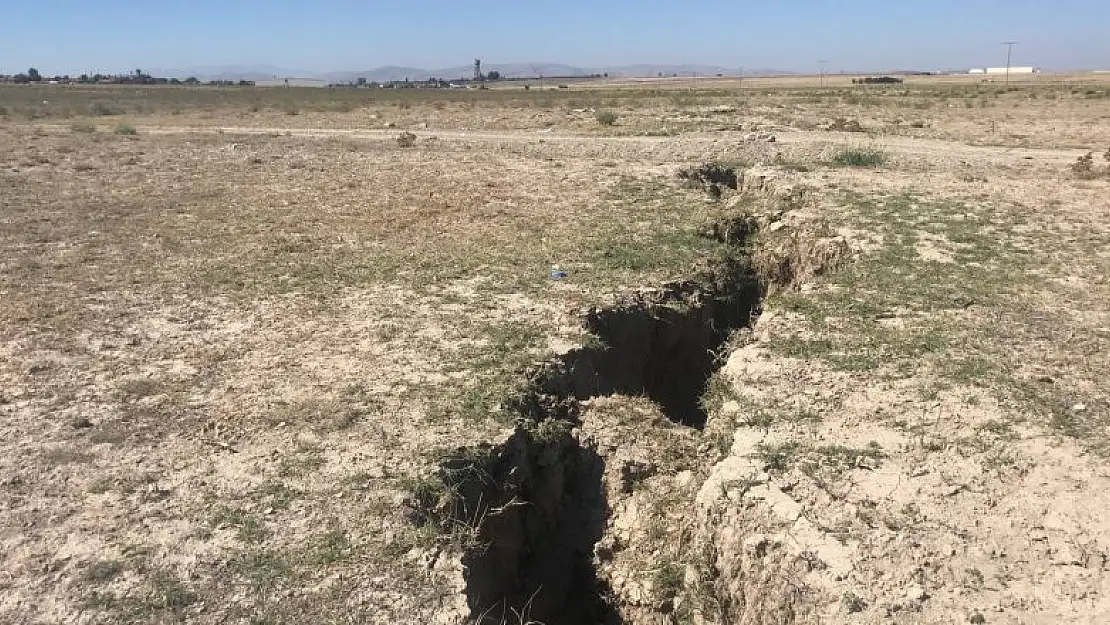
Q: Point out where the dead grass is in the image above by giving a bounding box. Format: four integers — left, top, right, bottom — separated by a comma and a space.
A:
2, 78, 1109, 624
828, 146, 887, 167
763, 190, 1110, 452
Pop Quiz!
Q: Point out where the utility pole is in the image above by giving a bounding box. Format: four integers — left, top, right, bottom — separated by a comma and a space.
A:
819, 60, 827, 86
1002, 41, 1017, 84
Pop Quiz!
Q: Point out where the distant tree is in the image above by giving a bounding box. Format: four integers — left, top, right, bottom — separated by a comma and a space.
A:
184, 77, 199, 85
486, 70, 501, 81
27, 68, 41, 82
14, 73, 30, 84
357, 77, 367, 86
169, 78, 182, 85
135, 68, 143, 77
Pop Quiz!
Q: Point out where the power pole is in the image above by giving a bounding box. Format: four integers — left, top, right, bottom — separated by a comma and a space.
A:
1002, 41, 1017, 84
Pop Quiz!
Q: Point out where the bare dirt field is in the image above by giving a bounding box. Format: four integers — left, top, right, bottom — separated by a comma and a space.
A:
1, 80, 1109, 624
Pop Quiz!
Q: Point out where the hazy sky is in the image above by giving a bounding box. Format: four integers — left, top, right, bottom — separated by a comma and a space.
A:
1, 0, 1107, 75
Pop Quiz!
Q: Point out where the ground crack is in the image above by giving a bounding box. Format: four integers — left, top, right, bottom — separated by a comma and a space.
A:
416, 211, 766, 624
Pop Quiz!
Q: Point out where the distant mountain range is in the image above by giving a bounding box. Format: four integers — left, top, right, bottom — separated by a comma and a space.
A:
146, 63, 793, 82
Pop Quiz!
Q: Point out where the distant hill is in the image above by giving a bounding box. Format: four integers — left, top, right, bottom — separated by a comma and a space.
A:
155, 63, 793, 83
145, 65, 301, 81
323, 64, 594, 83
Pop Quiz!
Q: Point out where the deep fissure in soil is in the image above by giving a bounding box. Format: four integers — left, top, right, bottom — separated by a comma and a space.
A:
424, 217, 764, 624
519, 254, 762, 428
434, 426, 617, 625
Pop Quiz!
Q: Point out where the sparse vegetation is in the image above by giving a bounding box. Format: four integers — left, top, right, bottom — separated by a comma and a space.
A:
83, 560, 125, 583
113, 123, 138, 136
651, 560, 685, 603
829, 145, 887, 167
88, 102, 116, 116
841, 591, 868, 613
207, 506, 271, 543
306, 529, 353, 564
829, 117, 865, 132
755, 441, 803, 472
677, 163, 738, 190
3, 75, 1110, 625
1072, 150, 1110, 179
595, 109, 619, 126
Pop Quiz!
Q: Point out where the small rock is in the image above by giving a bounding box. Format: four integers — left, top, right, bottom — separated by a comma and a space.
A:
1071, 403, 1087, 412
905, 584, 930, 603
70, 417, 93, 429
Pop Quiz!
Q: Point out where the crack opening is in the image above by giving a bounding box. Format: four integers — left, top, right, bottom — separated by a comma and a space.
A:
435, 425, 620, 625
518, 252, 762, 429
417, 213, 768, 624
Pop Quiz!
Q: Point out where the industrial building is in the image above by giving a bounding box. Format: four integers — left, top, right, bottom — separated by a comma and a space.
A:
969, 66, 1039, 75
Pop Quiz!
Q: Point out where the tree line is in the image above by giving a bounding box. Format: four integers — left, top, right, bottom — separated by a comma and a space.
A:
0, 68, 253, 86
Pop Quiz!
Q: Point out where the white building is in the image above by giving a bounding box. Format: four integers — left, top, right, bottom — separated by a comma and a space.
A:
985, 66, 1038, 75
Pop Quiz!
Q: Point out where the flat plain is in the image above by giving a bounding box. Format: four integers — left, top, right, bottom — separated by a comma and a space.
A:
2, 75, 1110, 624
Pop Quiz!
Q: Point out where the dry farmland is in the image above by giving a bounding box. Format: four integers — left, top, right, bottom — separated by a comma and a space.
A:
2, 76, 1110, 624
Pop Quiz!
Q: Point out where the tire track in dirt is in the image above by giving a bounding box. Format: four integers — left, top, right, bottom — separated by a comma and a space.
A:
33, 123, 1090, 165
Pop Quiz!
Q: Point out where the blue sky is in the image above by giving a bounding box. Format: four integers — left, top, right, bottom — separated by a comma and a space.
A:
1, 0, 1106, 75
